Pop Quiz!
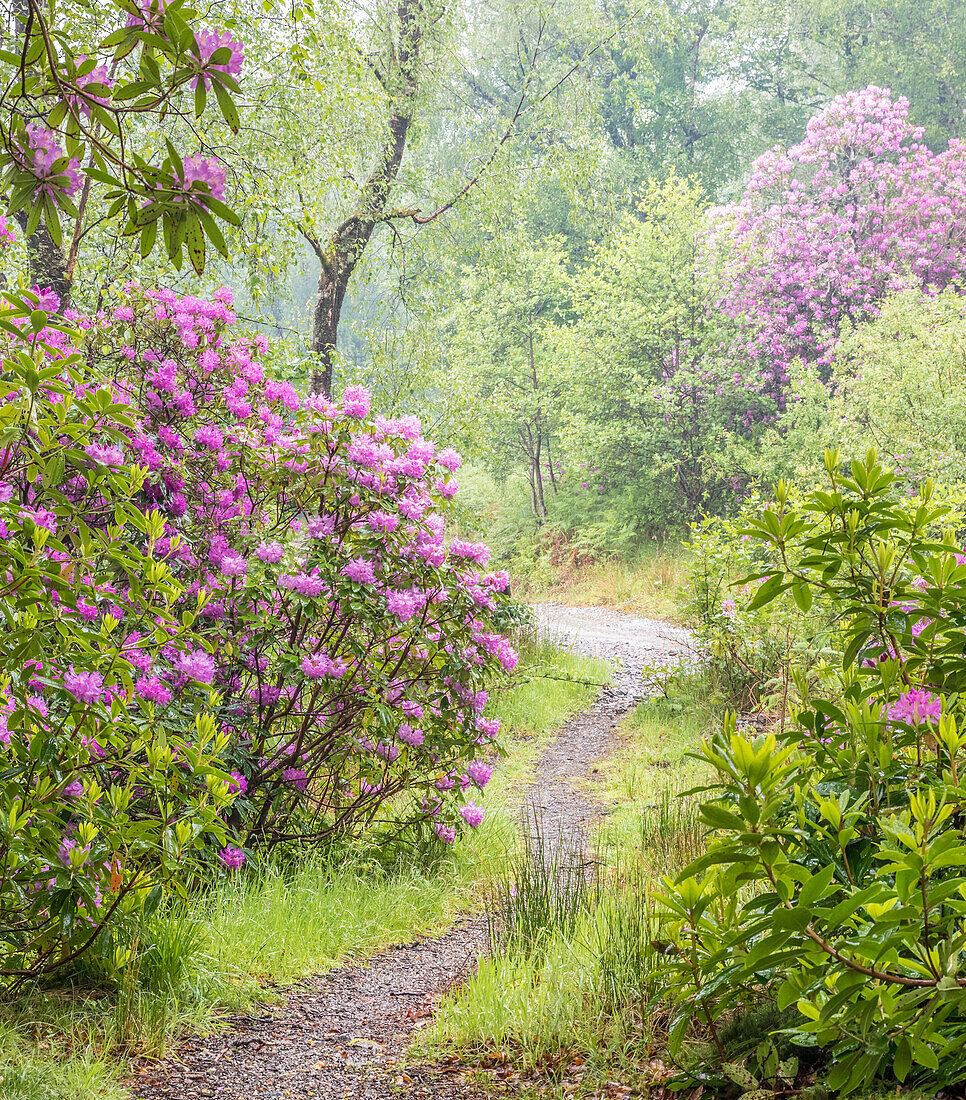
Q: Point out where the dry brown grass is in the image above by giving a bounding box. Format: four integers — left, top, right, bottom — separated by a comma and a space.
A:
517, 542, 687, 622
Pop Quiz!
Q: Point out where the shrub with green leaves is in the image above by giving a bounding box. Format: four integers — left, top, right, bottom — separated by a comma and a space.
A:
0, 277, 519, 987
0, 295, 235, 988
660, 450, 966, 1092
683, 499, 835, 712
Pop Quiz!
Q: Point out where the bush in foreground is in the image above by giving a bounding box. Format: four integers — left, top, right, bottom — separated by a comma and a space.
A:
0, 295, 235, 986
0, 285, 515, 983
661, 451, 966, 1091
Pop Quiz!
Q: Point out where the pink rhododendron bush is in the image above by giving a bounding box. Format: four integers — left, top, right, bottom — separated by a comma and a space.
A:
0, 295, 238, 983
0, 286, 515, 981
709, 86, 966, 396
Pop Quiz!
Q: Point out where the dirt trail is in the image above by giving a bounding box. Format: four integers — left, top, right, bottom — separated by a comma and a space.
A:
130, 606, 690, 1100
527, 604, 693, 852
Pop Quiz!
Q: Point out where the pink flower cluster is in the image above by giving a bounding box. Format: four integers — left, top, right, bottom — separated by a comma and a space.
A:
889, 688, 942, 726
192, 29, 245, 91
710, 87, 966, 398
177, 156, 227, 204
17, 124, 82, 199
72, 60, 114, 116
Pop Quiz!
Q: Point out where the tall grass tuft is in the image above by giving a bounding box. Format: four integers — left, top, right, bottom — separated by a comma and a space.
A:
488, 816, 593, 956
637, 790, 703, 872
593, 884, 661, 1019
422, 690, 710, 1086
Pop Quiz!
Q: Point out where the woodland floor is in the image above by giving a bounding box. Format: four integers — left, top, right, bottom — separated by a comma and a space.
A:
128, 605, 692, 1100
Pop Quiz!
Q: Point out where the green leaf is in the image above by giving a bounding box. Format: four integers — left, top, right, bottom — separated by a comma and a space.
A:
842, 629, 872, 670
213, 80, 240, 131
798, 863, 836, 909
700, 803, 746, 832
747, 573, 785, 611
200, 194, 242, 227
197, 206, 228, 257
185, 214, 206, 274
140, 217, 158, 258
25, 200, 43, 238
791, 582, 812, 612
43, 197, 63, 248
47, 101, 68, 129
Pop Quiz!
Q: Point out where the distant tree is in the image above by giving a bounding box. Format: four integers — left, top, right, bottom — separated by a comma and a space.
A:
712, 86, 966, 397
442, 229, 571, 519
555, 176, 770, 530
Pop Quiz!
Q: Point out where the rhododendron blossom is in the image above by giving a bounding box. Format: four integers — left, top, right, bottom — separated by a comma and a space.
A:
218, 846, 246, 869
192, 29, 245, 91
460, 801, 484, 827
465, 760, 492, 788
17, 124, 82, 199
889, 688, 942, 725
710, 87, 966, 399
63, 669, 104, 705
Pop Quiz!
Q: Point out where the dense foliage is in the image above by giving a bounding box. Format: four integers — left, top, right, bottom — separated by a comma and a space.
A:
86, 284, 516, 849
0, 0, 243, 287
432, 85, 966, 544
0, 282, 515, 983
0, 294, 237, 983
6, 0, 966, 1091
662, 452, 966, 1090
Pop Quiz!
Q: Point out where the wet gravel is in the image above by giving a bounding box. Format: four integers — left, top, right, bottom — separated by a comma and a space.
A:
528, 603, 694, 852
129, 605, 691, 1100
129, 922, 489, 1100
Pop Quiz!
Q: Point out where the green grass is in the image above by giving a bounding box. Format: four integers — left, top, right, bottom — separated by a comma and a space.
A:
0, 635, 608, 1100
416, 837, 674, 1096
416, 691, 709, 1096
590, 694, 709, 874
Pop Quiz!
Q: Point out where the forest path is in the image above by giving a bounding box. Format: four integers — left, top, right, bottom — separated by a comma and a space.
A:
526, 603, 693, 854
129, 605, 691, 1100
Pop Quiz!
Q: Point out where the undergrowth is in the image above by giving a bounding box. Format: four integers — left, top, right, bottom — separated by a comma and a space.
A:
1, 636, 608, 1100
416, 689, 709, 1096
516, 546, 685, 621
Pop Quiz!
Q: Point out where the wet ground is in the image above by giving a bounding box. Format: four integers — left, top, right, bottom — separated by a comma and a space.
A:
527, 603, 694, 852
129, 606, 691, 1100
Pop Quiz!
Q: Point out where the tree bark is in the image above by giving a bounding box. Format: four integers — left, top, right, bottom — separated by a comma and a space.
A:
307, 0, 424, 397
545, 430, 558, 492
15, 213, 72, 307
534, 426, 547, 517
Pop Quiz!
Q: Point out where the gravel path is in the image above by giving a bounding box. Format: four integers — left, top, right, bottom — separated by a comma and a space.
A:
129, 923, 489, 1100
527, 604, 694, 853
129, 605, 690, 1100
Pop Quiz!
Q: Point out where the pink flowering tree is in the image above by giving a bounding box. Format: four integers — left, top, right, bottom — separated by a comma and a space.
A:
68, 285, 516, 852
710, 87, 966, 397
0, 280, 516, 982
0, 293, 239, 985
0, 0, 244, 298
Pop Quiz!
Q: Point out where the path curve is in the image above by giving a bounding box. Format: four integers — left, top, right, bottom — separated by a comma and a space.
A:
130, 606, 690, 1100
527, 603, 694, 852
